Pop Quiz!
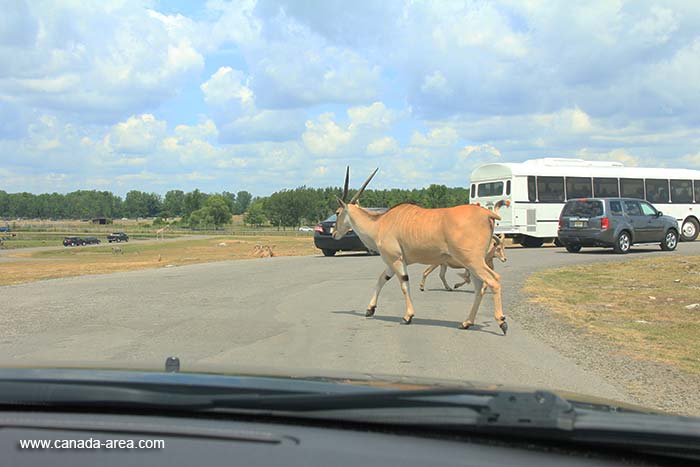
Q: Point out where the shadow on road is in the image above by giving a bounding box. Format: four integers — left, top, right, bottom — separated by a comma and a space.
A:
331, 310, 502, 335
558, 248, 663, 255
421, 288, 474, 294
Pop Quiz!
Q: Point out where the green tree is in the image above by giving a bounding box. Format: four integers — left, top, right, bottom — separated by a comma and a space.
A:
163, 190, 185, 217
203, 194, 232, 226
183, 189, 208, 216
233, 190, 252, 214
243, 199, 267, 226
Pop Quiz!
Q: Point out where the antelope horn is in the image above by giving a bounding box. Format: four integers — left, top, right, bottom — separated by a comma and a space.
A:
349, 168, 378, 204
342, 166, 350, 201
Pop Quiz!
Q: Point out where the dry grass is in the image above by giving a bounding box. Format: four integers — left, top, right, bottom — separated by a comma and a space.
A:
524, 256, 700, 374
0, 236, 318, 287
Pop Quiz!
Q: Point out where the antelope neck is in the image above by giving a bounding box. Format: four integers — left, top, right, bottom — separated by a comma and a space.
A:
346, 205, 379, 251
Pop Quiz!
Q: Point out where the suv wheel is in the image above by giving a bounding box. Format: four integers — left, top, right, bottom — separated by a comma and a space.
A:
613, 231, 631, 254
661, 229, 678, 251
681, 218, 699, 242
322, 249, 337, 257
565, 244, 582, 253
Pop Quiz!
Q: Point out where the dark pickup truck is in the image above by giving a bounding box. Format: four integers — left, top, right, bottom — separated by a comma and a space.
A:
107, 232, 129, 243
63, 236, 85, 247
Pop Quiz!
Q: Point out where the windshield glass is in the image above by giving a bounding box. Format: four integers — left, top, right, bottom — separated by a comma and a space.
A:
477, 182, 503, 197
1, 0, 699, 425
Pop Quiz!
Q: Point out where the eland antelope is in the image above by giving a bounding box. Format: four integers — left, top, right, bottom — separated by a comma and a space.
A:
332, 168, 508, 334
419, 233, 507, 292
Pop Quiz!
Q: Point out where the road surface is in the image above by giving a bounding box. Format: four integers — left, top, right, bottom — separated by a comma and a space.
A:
2, 242, 699, 402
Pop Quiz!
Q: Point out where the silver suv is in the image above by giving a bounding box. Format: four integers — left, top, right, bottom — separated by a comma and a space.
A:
558, 198, 679, 254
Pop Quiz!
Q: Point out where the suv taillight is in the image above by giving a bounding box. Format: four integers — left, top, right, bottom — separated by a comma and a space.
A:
601, 217, 609, 230
558, 217, 563, 230
314, 225, 324, 233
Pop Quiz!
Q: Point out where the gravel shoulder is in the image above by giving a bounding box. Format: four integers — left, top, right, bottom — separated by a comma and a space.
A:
510, 249, 700, 416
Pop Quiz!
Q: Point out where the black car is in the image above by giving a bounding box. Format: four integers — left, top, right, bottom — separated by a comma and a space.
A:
558, 197, 680, 254
83, 236, 101, 245
107, 232, 129, 243
63, 236, 85, 247
314, 208, 386, 256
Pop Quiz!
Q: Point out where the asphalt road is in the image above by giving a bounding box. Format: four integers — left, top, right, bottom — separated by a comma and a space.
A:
2, 241, 700, 402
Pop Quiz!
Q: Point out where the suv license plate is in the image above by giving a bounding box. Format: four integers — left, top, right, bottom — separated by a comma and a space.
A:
573, 221, 585, 228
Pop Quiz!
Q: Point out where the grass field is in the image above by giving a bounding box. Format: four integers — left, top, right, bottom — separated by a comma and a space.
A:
0, 236, 319, 286
524, 256, 700, 374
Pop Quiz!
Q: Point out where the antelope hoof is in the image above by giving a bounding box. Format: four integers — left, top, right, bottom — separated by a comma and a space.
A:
365, 306, 376, 317
499, 319, 508, 335
458, 321, 473, 330
419, 285, 425, 292
401, 316, 413, 325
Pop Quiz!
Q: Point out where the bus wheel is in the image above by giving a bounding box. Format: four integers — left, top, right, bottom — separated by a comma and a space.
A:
521, 236, 545, 248
681, 218, 699, 242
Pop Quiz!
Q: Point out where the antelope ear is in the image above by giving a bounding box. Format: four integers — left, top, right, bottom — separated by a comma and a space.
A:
336, 196, 346, 207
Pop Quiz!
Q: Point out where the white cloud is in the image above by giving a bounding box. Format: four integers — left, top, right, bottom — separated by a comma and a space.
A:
302, 113, 353, 155
0, 1, 204, 122
421, 70, 450, 97
366, 136, 399, 156
105, 114, 167, 154
460, 144, 502, 159
409, 127, 459, 147
348, 102, 394, 130
200, 67, 254, 109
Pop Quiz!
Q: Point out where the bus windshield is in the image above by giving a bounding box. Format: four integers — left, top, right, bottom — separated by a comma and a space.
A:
477, 182, 504, 197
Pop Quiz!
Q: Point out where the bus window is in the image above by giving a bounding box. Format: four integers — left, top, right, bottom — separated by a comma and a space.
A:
506, 180, 511, 195
620, 178, 644, 199
528, 176, 536, 202
566, 177, 592, 199
645, 179, 669, 204
537, 176, 565, 202
594, 177, 619, 197
477, 181, 503, 197
470, 184, 475, 200
670, 180, 693, 203
695, 181, 700, 203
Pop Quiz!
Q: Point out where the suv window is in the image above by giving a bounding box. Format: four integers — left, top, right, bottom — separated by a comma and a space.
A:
562, 200, 603, 218
640, 201, 657, 216
623, 200, 642, 216
609, 200, 623, 216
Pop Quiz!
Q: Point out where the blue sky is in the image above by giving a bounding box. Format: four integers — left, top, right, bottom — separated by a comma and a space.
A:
1, 0, 700, 196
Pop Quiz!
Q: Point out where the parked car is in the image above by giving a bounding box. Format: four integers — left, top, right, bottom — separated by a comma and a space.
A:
63, 236, 85, 247
313, 208, 387, 256
107, 232, 129, 243
557, 197, 679, 254
298, 226, 314, 232
83, 236, 101, 245
0, 226, 10, 232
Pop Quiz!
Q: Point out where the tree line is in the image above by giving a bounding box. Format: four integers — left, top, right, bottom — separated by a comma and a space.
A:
0, 189, 252, 222
1, 184, 469, 228
246, 184, 470, 228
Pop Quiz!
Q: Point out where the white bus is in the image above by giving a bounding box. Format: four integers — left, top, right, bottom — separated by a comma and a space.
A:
469, 158, 700, 247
